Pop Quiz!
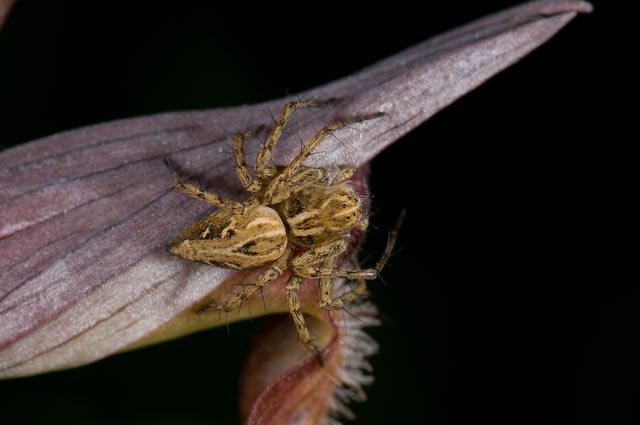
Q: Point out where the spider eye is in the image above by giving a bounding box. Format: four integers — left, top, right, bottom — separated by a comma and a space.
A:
341, 203, 348, 208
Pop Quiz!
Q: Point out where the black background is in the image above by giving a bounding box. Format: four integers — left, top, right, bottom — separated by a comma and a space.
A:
0, 1, 636, 424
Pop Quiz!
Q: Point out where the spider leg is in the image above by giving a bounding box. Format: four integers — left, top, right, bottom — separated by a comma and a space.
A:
332, 279, 368, 307
292, 238, 376, 281
296, 211, 403, 308
197, 247, 293, 314
263, 112, 382, 205
232, 131, 262, 193
232, 100, 329, 196
285, 274, 324, 365
168, 163, 241, 209
254, 100, 327, 180
318, 256, 369, 311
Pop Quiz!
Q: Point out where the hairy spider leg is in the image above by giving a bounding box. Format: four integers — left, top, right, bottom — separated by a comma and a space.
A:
169, 164, 242, 210
285, 274, 324, 365
288, 208, 402, 362
197, 247, 294, 314
254, 100, 327, 180
317, 210, 403, 310
318, 257, 367, 311
292, 238, 376, 280
263, 112, 383, 205
231, 100, 327, 194
231, 130, 261, 193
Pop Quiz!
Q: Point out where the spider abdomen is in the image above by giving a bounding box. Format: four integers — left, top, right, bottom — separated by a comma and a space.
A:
168, 205, 287, 270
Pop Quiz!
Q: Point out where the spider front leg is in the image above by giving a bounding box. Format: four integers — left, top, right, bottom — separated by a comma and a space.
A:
263, 111, 382, 205
231, 100, 328, 194
254, 100, 328, 180
197, 247, 293, 314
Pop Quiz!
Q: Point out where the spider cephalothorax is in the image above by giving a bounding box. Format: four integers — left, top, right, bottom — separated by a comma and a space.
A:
167, 100, 393, 360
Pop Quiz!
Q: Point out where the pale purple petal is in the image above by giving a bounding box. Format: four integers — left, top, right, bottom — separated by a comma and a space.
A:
0, 0, 591, 378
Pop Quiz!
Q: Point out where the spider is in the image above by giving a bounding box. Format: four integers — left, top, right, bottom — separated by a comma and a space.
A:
166, 100, 396, 362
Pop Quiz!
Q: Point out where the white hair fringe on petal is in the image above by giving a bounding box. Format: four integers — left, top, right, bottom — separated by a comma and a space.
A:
326, 293, 381, 424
